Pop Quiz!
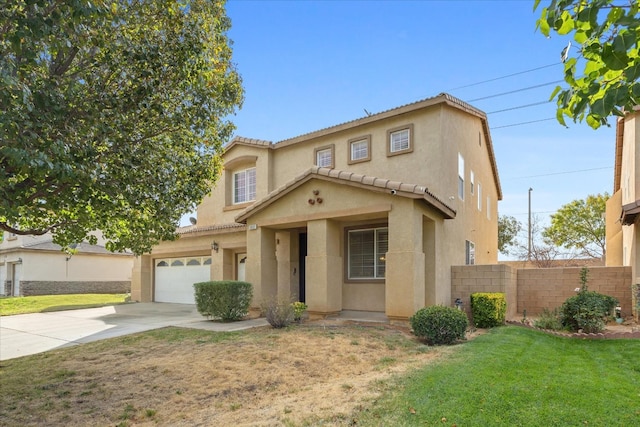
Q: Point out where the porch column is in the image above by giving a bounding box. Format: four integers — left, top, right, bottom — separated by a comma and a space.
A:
276, 231, 298, 300
246, 226, 277, 307
306, 219, 342, 315
386, 205, 425, 319
132, 255, 152, 302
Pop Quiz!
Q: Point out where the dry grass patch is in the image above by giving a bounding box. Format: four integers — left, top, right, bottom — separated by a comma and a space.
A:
0, 321, 456, 426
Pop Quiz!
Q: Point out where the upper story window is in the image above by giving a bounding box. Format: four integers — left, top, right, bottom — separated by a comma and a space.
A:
387, 124, 414, 156
477, 182, 482, 211
347, 226, 388, 280
458, 153, 465, 200
487, 196, 491, 219
314, 145, 334, 168
348, 135, 371, 164
470, 170, 475, 195
466, 240, 475, 265
233, 167, 256, 204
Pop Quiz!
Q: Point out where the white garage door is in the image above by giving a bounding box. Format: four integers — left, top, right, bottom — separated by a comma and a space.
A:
155, 256, 211, 304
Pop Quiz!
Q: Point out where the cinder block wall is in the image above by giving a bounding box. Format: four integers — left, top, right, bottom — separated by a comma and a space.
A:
451, 265, 632, 320
451, 264, 517, 320
20, 281, 131, 296
517, 266, 632, 317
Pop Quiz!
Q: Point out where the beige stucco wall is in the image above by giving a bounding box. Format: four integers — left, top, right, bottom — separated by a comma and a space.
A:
606, 190, 623, 266
22, 252, 132, 282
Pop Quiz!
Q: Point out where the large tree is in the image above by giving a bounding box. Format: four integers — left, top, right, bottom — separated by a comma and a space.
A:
543, 193, 608, 259
535, 0, 640, 129
498, 215, 522, 255
0, 0, 243, 255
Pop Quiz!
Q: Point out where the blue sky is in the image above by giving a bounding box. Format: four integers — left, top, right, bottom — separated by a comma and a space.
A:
220, 0, 616, 257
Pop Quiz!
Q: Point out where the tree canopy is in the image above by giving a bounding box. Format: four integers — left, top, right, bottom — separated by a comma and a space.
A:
0, 0, 243, 255
535, 0, 640, 128
498, 215, 522, 255
543, 193, 608, 259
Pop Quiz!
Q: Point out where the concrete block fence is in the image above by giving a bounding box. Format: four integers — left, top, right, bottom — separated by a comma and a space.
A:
451, 265, 633, 320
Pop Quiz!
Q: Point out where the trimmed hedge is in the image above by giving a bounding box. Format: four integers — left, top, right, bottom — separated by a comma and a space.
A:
194, 281, 253, 321
410, 305, 468, 345
471, 292, 506, 328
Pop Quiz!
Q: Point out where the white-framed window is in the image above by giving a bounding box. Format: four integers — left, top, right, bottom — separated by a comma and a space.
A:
458, 153, 465, 200
347, 226, 388, 279
466, 240, 475, 265
233, 167, 256, 204
477, 182, 482, 211
349, 136, 370, 164
470, 170, 475, 195
314, 145, 334, 168
387, 124, 413, 156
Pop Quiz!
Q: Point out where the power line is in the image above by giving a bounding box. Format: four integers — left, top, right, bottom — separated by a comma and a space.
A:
446, 63, 560, 92
510, 166, 613, 179
492, 117, 556, 129
469, 80, 564, 102
487, 100, 551, 114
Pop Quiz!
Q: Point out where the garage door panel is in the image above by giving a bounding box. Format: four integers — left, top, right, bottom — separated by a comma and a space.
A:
155, 257, 211, 304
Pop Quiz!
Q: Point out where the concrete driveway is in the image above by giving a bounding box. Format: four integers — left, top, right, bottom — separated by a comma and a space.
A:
0, 302, 268, 361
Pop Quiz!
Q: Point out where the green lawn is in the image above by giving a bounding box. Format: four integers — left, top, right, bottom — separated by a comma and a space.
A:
0, 294, 129, 316
357, 327, 640, 426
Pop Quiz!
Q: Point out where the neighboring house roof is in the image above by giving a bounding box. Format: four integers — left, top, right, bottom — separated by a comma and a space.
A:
177, 223, 247, 236
235, 166, 456, 224
224, 92, 502, 200
0, 240, 132, 256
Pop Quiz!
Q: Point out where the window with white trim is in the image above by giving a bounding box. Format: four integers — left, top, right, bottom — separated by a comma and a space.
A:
487, 196, 491, 219
348, 227, 388, 279
458, 153, 465, 200
466, 240, 475, 265
390, 129, 409, 153
470, 170, 475, 195
315, 145, 334, 168
477, 182, 482, 211
349, 137, 370, 163
233, 167, 256, 204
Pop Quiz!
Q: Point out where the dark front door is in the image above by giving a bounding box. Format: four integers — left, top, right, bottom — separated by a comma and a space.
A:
298, 232, 307, 303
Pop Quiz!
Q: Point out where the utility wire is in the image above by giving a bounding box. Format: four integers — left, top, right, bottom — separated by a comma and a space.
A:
492, 117, 556, 129
487, 100, 551, 114
446, 63, 559, 92
510, 166, 613, 179
469, 80, 564, 102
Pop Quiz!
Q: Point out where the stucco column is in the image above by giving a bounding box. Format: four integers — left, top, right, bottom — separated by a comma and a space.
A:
306, 219, 342, 315
246, 226, 277, 308
132, 255, 152, 302
276, 231, 298, 300
385, 204, 425, 319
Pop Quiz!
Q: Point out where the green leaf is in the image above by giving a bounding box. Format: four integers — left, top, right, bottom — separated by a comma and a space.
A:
602, 44, 630, 71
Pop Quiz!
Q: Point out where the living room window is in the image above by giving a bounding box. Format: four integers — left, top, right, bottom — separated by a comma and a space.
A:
233, 167, 256, 204
315, 145, 334, 168
348, 136, 371, 164
387, 124, 413, 156
466, 240, 475, 265
347, 226, 388, 280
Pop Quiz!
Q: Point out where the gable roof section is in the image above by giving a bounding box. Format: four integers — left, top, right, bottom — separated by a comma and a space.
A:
235, 166, 456, 224
227, 93, 502, 200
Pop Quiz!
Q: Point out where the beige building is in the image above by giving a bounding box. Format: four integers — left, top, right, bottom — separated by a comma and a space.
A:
0, 232, 133, 296
131, 93, 502, 320
606, 108, 640, 318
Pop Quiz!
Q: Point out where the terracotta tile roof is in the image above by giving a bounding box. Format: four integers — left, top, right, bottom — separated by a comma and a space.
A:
224, 136, 273, 153
176, 223, 246, 235
1, 240, 132, 256
235, 166, 456, 224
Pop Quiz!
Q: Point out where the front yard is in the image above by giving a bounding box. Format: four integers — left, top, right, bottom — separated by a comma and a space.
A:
0, 323, 638, 426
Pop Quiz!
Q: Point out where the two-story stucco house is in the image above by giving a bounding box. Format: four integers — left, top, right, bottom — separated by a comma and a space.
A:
131, 93, 502, 320
0, 232, 133, 296
606, 107, 640, 319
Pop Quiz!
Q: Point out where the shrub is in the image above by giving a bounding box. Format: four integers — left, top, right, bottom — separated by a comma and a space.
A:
261, 297, 295, 328
193, 281, 252, 322
470, 293, 506, 328
533, 307, 562, 330
291, 301, 308, 322
560, 290, 618, 333
410, 305, 468, 345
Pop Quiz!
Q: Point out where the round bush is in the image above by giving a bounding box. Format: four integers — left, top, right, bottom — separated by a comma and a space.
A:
410, 305, 468, 345
560, 290, 617, 333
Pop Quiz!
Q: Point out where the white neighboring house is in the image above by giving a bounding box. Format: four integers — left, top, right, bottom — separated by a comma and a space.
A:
0, 232, 133, 297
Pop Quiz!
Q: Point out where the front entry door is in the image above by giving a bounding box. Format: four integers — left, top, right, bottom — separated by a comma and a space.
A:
237, 253, 247, 281
298, 233, 307, 303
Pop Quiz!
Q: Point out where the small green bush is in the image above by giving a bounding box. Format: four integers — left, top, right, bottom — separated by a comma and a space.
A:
410, 305, 468, 345
261, 297, 294, 328
470, 293, 506, 328
193, 281, 252, 321
533, 307, 562, 330
560, 290, 618, 333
